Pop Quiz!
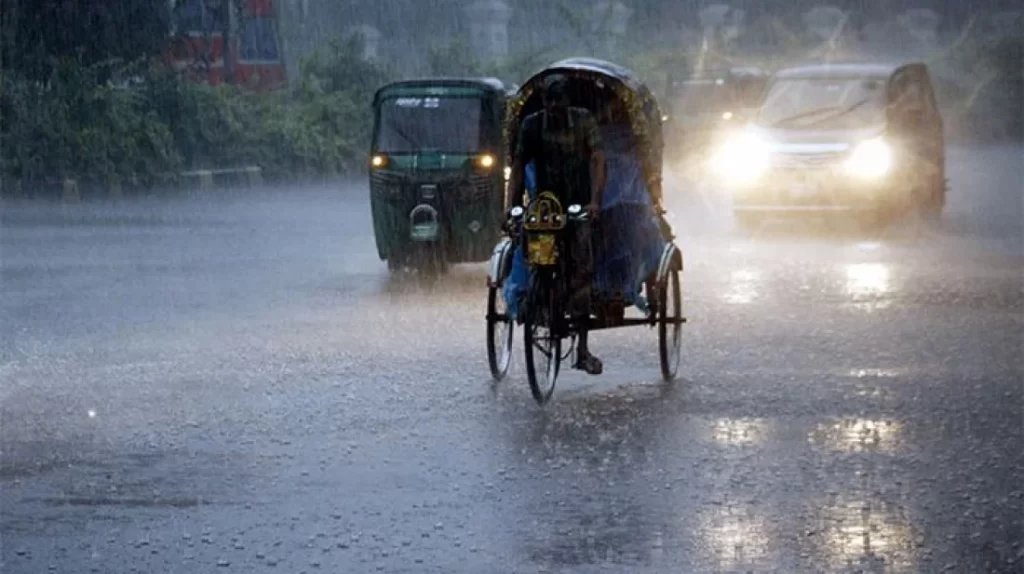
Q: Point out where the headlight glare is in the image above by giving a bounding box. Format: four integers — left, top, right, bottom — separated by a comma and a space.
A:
477, 153, 496, 169
712, 132, 770, 184
845, 138, 892, 178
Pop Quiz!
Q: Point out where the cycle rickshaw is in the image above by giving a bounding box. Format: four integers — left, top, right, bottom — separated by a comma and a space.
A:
485, 58, 686, 405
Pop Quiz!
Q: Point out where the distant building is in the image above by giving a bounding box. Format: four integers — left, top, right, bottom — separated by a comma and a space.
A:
165, 0, 286, 91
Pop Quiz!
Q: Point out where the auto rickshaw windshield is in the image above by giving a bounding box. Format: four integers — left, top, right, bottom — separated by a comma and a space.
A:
375, 96, 485, 153
756, 77, 886, 130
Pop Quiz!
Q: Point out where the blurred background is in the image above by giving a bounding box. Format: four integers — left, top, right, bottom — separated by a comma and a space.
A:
1, 0, 1020, 197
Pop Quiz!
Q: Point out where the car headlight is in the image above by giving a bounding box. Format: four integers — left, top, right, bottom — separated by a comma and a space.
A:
845, 138, 892, 178
711, 132, 770, 184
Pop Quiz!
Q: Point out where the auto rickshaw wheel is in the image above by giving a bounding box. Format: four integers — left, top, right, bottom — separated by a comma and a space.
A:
658, 268, 683, 382
410, 246, 448, 277
487, 285, 514, 382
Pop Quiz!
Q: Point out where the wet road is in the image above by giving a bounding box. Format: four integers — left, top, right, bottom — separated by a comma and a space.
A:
1, 145, 1022, 573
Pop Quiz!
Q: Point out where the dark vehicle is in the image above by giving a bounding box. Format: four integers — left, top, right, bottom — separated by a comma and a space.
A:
368, 78, 514, 274
663, 67, 770, 178
711, 62, 946, 227
485, 58, 686, 405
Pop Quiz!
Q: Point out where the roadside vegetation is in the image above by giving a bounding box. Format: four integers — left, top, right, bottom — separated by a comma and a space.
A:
1, 36, 388, 196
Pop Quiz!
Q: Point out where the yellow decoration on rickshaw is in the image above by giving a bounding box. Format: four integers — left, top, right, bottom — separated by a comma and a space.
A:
522, 191, 566, 232
527, 233, 558, 266
523, 191, 564, 266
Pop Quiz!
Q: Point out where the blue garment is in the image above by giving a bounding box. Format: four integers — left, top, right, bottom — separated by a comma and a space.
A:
503, 153, 665, 318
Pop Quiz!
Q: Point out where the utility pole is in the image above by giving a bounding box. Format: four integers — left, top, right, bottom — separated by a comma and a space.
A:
208, 0, 235, 84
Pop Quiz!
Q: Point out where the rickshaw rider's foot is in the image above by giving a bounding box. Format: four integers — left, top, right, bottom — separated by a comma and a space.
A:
574, 351, 603, 375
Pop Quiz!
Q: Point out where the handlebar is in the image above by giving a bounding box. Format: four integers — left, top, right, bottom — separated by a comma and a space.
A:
504, 204, 589, 234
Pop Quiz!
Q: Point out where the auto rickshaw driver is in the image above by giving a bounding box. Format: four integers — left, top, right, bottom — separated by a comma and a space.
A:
505, 75, 608, 375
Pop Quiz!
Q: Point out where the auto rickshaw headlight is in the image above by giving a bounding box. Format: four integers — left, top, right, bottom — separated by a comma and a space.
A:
711, 132, 770, 184
845, 138, 892, 178
371, 154, 387, 169
477, 154, 496, 169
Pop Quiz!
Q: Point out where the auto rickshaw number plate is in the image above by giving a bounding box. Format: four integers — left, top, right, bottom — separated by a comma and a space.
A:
528, 234, 558, 266
789, 173, 819, 198
411, 222, 440, 241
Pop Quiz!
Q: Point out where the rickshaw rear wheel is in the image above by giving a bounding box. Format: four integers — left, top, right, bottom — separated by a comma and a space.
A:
523, 275, 562, 405
487, 286, 514, 381
658, 268, 683, 382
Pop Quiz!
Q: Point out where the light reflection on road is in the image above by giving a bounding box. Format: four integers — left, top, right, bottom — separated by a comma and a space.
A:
723, 269, 761, 304
819, 499, 916, 572
710, 417, 766, 446
845, 263, 891, 298
810, 418, 904, 453
699, 504, 769, 570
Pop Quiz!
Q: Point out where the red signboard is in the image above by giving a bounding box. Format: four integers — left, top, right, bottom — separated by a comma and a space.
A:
165, 0, 286, 91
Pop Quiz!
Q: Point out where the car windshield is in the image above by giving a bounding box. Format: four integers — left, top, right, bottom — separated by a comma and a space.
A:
756, 77, 886, 130
375, 96, 483, 153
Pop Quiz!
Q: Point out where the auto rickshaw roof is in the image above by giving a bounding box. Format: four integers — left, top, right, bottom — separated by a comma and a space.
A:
373, 77, 511, 103
773, 61, 920, 80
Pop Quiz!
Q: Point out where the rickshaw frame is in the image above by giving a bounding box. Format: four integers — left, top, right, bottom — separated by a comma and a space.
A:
484, 58, 687, 404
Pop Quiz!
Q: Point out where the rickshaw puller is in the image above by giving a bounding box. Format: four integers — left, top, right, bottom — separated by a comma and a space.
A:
506, 75, 608, 375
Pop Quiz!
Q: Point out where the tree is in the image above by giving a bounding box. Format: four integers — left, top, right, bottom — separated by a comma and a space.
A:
2, 0, 172, 81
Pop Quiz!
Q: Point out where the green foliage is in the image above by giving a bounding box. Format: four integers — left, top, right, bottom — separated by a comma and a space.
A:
426, 38, 550, 87
2, 36, 392, 193
2, 0, 172, 82
1, 58, 178, 187
427, 38, 485, 77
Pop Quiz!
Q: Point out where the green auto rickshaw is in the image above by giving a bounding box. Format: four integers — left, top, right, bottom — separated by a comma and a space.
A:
368, 78, 514, 275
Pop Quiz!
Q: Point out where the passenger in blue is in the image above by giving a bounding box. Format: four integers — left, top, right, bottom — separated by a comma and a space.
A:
505, 75, 608, 375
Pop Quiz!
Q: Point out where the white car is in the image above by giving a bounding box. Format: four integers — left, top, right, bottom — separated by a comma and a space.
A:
711, 61, 946, 228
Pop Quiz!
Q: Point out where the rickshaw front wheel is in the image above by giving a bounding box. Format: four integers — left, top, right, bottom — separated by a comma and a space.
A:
523, 275, 562, 405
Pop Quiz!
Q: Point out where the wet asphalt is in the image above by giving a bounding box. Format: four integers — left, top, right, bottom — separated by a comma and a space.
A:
1, 145, 1022, 574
